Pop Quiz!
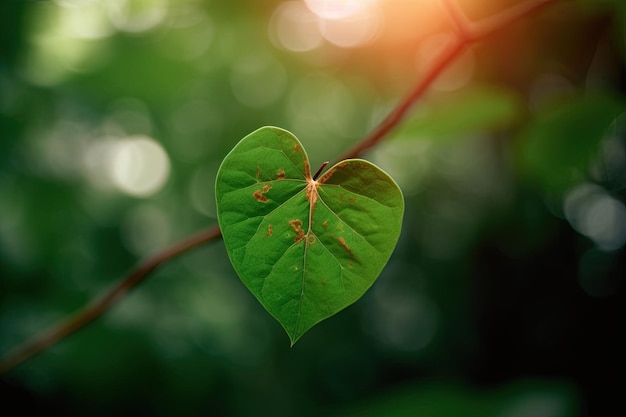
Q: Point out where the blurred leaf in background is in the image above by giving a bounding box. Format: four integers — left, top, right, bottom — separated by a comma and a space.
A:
518, 94, 624, 194
1, 0, 625, 416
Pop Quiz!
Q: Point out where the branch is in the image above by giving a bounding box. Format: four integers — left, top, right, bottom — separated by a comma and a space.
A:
335, 37, 466, 163
0, 0, 562, 374
0, 226, 222, 374
336, 0, 562, 162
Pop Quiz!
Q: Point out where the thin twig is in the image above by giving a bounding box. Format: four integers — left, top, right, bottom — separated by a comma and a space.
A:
0, 226, 222, 374
335, 38, 466, 163
336, 0, 562, 163
0, 0, 562, 374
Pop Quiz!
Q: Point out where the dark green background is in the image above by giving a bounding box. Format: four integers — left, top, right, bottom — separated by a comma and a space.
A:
1, 0, 624, 416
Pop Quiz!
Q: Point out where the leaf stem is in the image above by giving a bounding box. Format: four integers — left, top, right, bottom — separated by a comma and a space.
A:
0, 0, 562, 374
312, 161, 329, 181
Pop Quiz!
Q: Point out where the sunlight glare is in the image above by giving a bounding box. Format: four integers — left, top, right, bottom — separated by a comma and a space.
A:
318, 4, 382, 48
270, 1, 324, 52
270, 0, 383, 50
304, 0, 375, 20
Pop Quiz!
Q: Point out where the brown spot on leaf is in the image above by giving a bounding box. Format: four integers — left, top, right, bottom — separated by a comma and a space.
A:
266, 224, 273, 237
322, 221, 328, 228
276, 169, 286, 180
321, 279, 327, 285
253, 184, 272, 203
289, 219, 305, 243
318, 168, 335, 183
348, 197, 356, 202
338, 236, 355, 258
318, 162, 347, 184
307, 234, 316, 245
294, 144, 301, 153
253, 191, 267, 202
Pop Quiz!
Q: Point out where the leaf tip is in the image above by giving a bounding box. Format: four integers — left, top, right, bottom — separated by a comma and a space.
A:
288, 334, 302, 347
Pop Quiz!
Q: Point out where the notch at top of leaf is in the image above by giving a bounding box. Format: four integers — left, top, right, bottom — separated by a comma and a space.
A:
215, 126, 404, 345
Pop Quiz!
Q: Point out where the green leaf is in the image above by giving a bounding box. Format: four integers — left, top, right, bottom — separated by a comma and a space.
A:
215, 126, 404, 345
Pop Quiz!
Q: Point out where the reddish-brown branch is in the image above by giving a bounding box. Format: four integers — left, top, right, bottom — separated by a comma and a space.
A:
335, 38, 467, 163
0, 0, 562, 374
336, 0, 562, 162
0, 226, 222, 374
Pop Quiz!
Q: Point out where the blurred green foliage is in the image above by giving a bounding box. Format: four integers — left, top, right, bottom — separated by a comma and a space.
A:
394, 86, 522, 141
519, 94, 624, 193
1, 0, 624, 416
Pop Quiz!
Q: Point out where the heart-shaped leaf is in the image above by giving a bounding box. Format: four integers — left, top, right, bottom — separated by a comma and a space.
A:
215, 126, 404, 345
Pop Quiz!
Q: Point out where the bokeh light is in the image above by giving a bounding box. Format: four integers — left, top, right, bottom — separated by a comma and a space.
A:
270, 0, 383, 51
304, 0, 376, 20
106, 0, 168, 33
564, 183, 626, 251
270, 1, 324, 52
53, 0, 114, 40
107, 136, 171, 197
20, 1, 112, 85
318, 4, 382, 48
